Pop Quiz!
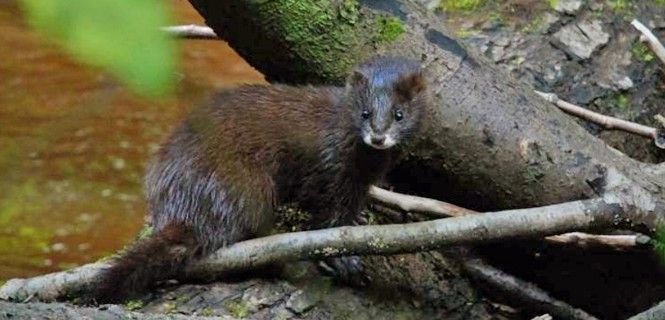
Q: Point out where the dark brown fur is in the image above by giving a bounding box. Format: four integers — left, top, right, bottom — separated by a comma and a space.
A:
93, 56, 429, 303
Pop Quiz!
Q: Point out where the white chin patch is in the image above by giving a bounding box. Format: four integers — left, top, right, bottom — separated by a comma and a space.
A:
363, 135, 397, 150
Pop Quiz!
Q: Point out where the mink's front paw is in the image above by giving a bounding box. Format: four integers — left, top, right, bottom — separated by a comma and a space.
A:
318, 256, 368, 287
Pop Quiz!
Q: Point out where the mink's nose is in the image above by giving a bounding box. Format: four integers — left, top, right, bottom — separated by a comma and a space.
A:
371, 135, 386, 145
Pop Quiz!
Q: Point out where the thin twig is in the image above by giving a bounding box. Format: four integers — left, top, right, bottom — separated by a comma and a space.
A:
463, 257, 598, 320
534, 90, 657, 139
161, 25, 218, 40
369, 186, 475, 217
545, 232, 650, 249
369, 186, 650, 250
632, 20, 665, 67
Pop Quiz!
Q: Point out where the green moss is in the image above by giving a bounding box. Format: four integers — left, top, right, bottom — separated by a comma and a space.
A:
608, 0, 632, 11
257, 0, 365, 82
225, 300, 250, 319
96, 253, 117, 263
125, 299, 144, 311
632, 41, 655, 62
548, 0, 559, 10
339, 0, 359, 25
162, 302, 177, 314
375, 16, 405, 43
200, 307, 215, 317
137, 224, 154, 240
308, 277, 334, 297
615, 94, 630, 110
655, 227, 665, 266
521, 14, 544, 33
489, 12, 504, 25
455, 28, 480, 39
525, 166, 545, 182
438, 0, 485, 12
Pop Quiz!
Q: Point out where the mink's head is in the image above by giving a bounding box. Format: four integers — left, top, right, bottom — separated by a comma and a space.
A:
346, 56, 428, 150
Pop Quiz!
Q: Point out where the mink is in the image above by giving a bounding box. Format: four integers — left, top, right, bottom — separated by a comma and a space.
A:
93, 56, 430, 303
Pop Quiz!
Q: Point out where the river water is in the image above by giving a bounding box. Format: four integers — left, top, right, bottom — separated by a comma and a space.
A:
0, 0, 263, 280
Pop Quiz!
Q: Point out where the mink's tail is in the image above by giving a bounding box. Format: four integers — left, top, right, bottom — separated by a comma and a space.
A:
93, 222, 199, 304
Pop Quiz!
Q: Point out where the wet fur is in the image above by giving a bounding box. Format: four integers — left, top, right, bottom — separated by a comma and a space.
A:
94, 56, 428, 303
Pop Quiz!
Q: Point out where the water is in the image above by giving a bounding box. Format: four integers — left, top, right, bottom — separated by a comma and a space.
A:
0, 0, 264, 280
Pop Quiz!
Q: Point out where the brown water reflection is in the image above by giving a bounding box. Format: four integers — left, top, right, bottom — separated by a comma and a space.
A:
0, 0, 264, 280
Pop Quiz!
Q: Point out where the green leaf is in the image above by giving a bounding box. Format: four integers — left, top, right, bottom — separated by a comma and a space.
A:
20, 0, 177, 97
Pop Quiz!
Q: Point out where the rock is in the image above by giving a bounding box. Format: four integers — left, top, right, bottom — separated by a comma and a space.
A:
543, 64, 564, 86
480, 19, 501, 31
285, 290, 318, 314
554, 0, 583, 15
569, 83, 607, 105
612, 74, 634, 90
540, 12, 561, 34
413, 0, 439, 11
597, 72, 634, 91
552, 20, 609, 60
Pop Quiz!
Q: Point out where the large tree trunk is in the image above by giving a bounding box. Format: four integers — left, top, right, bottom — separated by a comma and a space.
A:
188, 0, 662, 211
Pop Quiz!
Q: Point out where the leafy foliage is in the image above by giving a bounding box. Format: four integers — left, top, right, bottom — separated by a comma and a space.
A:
20, 0, 177, 97
654, 227, 665, 264
632, 41, 655, 63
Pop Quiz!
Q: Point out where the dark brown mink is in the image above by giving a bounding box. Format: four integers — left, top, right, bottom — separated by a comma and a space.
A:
93, 56, 430, 303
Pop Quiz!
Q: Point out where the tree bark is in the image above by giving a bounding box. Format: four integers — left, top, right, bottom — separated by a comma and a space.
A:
187, 0, 664, 212
0, 301, 221, 320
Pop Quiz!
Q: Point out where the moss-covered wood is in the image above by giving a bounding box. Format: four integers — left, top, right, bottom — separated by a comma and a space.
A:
189, 0, 412, 84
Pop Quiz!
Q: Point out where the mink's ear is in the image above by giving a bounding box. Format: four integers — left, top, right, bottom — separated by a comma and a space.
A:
347, 70, 367, 89
394, 72, 426, 102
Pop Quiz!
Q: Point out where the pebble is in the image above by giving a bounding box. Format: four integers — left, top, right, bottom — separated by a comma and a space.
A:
553, 20, 609, 60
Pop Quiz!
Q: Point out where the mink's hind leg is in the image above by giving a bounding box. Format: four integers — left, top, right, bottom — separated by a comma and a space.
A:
93, 222, 199, 303
92, 155, 279, 302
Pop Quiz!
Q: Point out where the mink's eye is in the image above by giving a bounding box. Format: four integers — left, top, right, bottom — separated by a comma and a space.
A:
394, 110, 404, 121
361, 110, 371, 120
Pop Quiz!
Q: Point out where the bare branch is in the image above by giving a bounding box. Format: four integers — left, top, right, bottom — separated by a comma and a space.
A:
369, 186, 649, 250
534, 90, 658, 140
463, 257, 599, 320
161, 25, 218, 40
632, 20, 665, 67
369, 186, 475, 217
192, 198, 615, 278
1, 197, 615, 301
